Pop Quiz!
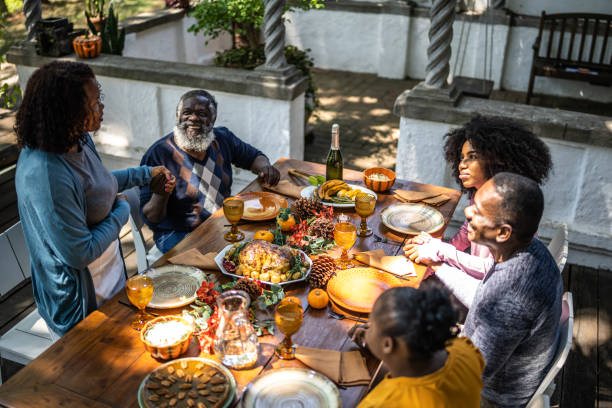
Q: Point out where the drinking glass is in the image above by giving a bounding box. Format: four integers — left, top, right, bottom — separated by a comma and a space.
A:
274, 301, 304, 359
223, 197, 245, 242
125, 274, 154, 331
355, 193, 376, 237
333, 215, 357, 269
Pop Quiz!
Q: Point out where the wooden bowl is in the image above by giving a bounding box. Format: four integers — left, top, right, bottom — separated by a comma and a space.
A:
363, 167, 396, 193
140, 315, 194, 360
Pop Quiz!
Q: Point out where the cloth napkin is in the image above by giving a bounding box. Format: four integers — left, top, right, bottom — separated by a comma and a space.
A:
393, 190, 440, 203
168, 248, 220, 271
354, 249, 417, 277
295, 346, 371, 386
394, 190, 450, 207
261, 179, 305, 199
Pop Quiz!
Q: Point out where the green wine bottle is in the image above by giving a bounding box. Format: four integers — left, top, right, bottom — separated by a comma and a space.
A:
326, 123, 343, 180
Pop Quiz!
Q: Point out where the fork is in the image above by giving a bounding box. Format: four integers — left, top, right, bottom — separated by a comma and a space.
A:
327, 309, 368, 323
373, 234, 403, 246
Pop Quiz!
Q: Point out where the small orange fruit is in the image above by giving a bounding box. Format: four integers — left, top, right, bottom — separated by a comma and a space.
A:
254, 230, 274, 242
280, 296, 302, 308
277, 214, 296, 232
307, 289, 329, 309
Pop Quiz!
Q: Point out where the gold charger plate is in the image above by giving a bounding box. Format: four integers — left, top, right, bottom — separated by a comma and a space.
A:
326, 267, 409, 314
235, 191, 288, 221
143, 265, 217, 309
380, 203, 445, 235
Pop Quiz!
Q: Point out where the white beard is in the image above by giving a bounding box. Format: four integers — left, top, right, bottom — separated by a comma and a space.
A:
174, 125, 215, 154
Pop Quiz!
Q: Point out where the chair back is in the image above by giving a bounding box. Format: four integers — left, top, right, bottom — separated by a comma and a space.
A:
122, 187, 149, 272
526, 292, 574, 408
547, 224, 568, 272
535, 12, 612, 69
0, 222, 31, 299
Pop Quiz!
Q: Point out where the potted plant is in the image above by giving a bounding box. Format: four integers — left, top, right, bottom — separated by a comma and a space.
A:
73, 32, 102, 59
85, 0, 106, 33
188, 0, 323, 124
86, 2, 125, 56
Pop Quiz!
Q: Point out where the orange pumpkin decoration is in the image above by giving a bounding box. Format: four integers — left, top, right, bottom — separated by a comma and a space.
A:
277, 208, 296, 232
73, 35, 102, 59
254, 230, 274, 242
307, 289, 329, 309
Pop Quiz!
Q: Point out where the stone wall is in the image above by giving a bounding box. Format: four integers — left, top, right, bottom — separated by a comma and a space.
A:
395, 92, 612, 270
284, 2, 612, 102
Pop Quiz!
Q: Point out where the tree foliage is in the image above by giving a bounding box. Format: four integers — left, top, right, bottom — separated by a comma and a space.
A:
188, 0, 324, 49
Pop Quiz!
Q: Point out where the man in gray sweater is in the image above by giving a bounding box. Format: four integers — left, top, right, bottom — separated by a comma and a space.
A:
462, 173, 562, 407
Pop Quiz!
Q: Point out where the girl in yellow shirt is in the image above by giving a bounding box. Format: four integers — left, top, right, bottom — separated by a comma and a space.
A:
354, 286, 485, 408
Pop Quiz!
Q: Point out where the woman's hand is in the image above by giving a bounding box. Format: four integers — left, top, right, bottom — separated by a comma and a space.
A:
150, 166, 175, 195
348, 323, 369, 349
404, 232, 441, 265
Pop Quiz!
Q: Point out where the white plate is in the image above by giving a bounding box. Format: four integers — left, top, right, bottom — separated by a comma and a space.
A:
142, 264, 213, 309
380, 203, 445, 235
301, 184, 378, 208
214, 244, 312, 286
241, 368, 341, 408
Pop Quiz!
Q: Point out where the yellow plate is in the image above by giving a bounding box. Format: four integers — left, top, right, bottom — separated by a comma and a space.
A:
235, 191, 288, 221
326, 267, 409, 314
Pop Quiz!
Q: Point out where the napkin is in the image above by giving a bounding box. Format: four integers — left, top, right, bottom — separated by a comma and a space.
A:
422, 194, 450, 207
168, 248, 220, 271
295, 346, 371, 386
261, 180, 305, 199
393, 190, 440, 203
354, 249, 417, 277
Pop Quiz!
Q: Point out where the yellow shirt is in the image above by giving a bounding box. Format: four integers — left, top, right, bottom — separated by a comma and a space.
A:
357, 337, 485, 408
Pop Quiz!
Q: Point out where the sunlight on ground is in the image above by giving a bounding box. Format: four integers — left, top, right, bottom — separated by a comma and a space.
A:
574, 308, 603, 353
368, 108, 391, 117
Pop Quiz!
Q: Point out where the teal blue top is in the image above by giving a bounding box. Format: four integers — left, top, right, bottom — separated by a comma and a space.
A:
15, 135, 152, 336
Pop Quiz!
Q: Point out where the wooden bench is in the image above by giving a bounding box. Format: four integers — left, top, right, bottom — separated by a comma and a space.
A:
527, 12, 612, 104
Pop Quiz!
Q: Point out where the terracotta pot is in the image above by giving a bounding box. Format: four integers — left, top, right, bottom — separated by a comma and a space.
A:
73, 35, 102, 59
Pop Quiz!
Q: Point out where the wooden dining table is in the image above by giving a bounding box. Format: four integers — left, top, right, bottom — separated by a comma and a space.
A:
0, 158, 461, 408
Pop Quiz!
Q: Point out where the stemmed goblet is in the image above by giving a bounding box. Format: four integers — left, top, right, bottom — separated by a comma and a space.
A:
333, 214, 357, 269
355, 193, 376, 237
125, 274, 154, 331
274, 300, 304, 359
223, 197, 245, 242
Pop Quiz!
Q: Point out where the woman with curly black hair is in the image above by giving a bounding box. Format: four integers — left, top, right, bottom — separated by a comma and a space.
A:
15, 61, 173, 337
404, 116, 552, 306
352, 286, 484, 407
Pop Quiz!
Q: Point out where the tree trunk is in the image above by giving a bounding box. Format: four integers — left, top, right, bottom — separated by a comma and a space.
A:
0, 0, 8, 14
244, 23, 260, 49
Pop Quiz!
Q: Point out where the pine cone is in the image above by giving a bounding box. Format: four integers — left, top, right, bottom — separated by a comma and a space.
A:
291, 197, 324, 222
307, 217, 334, 239
234, 278, 263, 301
307, 255, 336, 288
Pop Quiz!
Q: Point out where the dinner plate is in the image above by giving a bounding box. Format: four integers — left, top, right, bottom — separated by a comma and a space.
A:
143, 264, 212, 309
380, 202, 445, 235
234, 191, 288, 221
138, 357, 236, 408
300, 184, 377, 208
214, 244, 312, 286
326, 267, 409, 313
241, 368, 341, 408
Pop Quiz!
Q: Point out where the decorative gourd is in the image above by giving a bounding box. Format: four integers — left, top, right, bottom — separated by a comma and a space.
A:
72, 35, 102, 59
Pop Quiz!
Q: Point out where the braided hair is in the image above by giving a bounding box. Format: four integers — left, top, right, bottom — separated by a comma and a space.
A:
443, 115, 552, 194
15, 61, 96, 153
373, 286, 458, 357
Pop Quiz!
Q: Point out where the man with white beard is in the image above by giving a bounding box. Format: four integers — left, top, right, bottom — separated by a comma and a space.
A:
139, 89, 280, 253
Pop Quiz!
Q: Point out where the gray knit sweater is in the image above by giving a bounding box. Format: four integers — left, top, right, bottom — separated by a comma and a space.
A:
463, 238, 562, 407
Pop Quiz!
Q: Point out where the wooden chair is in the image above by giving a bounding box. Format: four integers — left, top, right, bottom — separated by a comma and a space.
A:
0, 222, 55, 384
526, 292, 574, 408
527, 12, 612, 104
547, 223, 568, 272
